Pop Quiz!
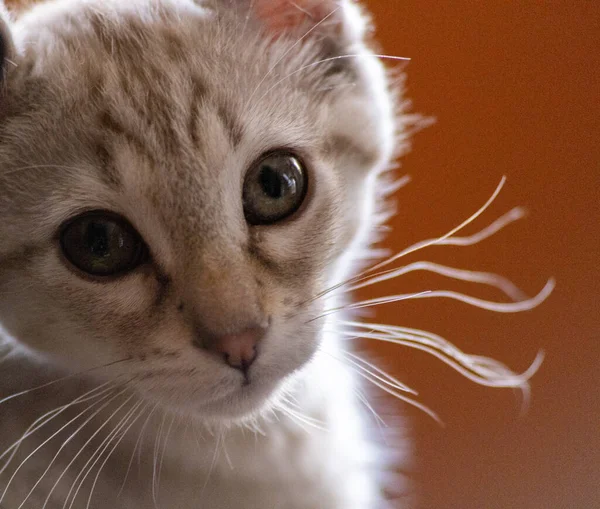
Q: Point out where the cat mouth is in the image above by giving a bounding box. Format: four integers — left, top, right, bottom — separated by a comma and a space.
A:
193, 376, 281, 420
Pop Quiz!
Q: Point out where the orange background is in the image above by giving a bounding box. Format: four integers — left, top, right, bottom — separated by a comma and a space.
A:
362, 2, 599, 508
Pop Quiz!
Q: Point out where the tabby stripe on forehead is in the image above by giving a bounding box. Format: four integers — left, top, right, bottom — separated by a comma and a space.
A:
217, 104, 243, 148
188, 76, 207, 147
94, 143, 122, 189
99, 110, 159, 169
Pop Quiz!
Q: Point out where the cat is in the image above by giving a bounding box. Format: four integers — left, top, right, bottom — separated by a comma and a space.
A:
0, 0, 554, 508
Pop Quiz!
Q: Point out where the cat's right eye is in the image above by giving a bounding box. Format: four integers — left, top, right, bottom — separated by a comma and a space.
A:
59, 211, 148, 277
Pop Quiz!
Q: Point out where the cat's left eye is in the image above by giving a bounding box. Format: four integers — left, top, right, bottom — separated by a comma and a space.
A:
243, 151, 308, 225
59, 211, 148, 277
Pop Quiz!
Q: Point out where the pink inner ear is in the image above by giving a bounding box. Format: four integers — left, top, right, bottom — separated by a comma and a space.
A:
255, 0, 339, 33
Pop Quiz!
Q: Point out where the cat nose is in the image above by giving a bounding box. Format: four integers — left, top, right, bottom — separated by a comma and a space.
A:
206, 326, 266, 373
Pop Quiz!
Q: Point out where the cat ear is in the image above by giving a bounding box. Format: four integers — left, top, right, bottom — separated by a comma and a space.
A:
0, 3, 15, 82
251, 0, 342, 34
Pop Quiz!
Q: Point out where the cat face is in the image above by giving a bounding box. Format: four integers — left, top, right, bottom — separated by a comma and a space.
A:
0, 0, 397, 421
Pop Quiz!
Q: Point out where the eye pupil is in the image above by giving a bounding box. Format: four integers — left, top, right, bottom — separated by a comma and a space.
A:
60, 212, 146, 278
260, 167, 283, 199
85, 222, 111, 257
244, 152, 307, 225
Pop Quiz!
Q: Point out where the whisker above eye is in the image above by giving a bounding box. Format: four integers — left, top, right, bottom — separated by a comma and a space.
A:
254, 53, 412, 105
244, 5, 342, 110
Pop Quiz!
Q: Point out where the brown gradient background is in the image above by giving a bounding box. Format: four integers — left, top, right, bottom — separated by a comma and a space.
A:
360, 2, 599, 509
4, 1, 598, 508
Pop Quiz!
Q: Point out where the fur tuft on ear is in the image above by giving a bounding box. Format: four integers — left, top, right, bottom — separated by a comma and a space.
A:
0, 2, 15, 81
252, 0, 342, 35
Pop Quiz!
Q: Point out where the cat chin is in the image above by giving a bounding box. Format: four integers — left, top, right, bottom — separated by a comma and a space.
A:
142, 375, 285, 424
195, 382, 282, 423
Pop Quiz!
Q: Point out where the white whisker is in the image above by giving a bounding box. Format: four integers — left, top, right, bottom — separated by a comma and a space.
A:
244, 5, 342, 110
367, 177, 508, 274
354, 388, 388, 429
327, 279, 554, 316
152, 409, 167, 507
308, 179, 516, 305
156, 412, 178, 499
256, 53, 411, 104
200, 430, 223, 495
310, 291, 431, 322
17, 388, 123, 509
348, 261, 528, 302
0, 379, 118, 474
0, 357, 131, 407
61, 392, 137, 509
0, 386, 130, 505
354, 369, 442, 426
278, 404, 327, 432
338, 322, 545, 391
119, 403, 159, 497
85, 402, 147, 509
342, 351, 417, 395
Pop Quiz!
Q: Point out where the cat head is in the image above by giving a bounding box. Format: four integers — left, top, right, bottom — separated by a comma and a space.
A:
0, 0, 402, 422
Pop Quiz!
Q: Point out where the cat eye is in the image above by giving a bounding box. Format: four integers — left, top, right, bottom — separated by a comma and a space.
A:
243, 151, 308, 225
59, 211, 148, 277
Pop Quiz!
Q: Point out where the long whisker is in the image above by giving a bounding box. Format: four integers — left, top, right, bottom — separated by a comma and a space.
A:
307, 180, 516, 305
244, 5, 342, 110
354, 387, 388, 429
156, 412, 178, 501
118, 403, 159, 497
342, 350, 417, 395
0, 357, 131, 407
277, 396, 327, 429
277, 404, 328, 432
0, 379, 118, 474
280, 398, 325, 427
0, 386, 128, 505
200, 430, 223, 495
17, 387, 124, 509
255, 53, 411, 105
347, 261, 528, 301
319, 279, 555, 319
61, 392, 137, 509
368, 177, 508, 274
85, 403, 148, 509
152, 409, 167, 507
44, 389, 137, 508
338, 322, 544, 390
309, 290, 431, 322
321, 344, 415, 395
354, 368, 442, 425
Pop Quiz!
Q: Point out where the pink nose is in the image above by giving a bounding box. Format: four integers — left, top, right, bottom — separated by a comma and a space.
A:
211, 327, 265, 373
